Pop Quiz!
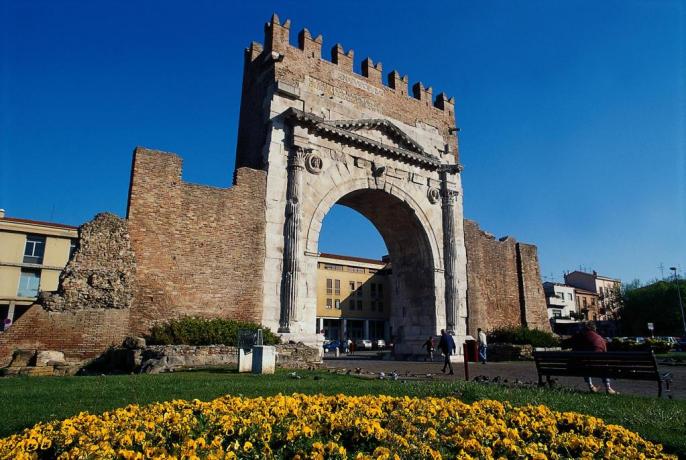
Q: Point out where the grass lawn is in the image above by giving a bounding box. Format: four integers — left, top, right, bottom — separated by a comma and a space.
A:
657, 352, 686, 360
1, 369, 684, 456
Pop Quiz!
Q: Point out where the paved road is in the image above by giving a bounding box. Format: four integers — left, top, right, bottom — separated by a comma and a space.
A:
324, 353, 684, 399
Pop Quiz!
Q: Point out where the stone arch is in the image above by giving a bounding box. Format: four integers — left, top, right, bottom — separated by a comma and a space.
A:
304, 177, 442, 270
303, 176, 444, 352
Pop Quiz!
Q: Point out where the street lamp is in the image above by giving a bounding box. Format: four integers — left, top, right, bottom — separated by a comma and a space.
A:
669, 267, 686, 336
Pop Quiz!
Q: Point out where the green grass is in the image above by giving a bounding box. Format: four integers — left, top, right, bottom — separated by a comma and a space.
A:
657, 352, 686, 360
0, 370, 684, 456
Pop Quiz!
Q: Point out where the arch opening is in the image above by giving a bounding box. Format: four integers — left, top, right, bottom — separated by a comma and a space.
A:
312, 187, 438, 351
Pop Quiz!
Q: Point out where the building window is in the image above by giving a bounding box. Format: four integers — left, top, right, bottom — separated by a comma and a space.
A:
356, 282, 363, 297
378, 301, 383, 312
368, 269, 378, 274
23, 235, 45, 264
69, 240, 78, 259
326, 279, 332, 295
18, 269, 41, 297
348, 266, 365, 273
324, 263, 343, 271
326, 298, 332, 309
378, 284, 383, 296
334, 279, 340, 296
357, 300, 363, 310
583, 298, 588, 308
371, 283, 377, 297
334, 299, 341, 309
567, 293, 572, 300
349, 281, 355, 292
552, 309, 562, 318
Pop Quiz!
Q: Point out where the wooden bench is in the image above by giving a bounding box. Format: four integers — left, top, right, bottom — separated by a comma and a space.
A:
533, 351, 672, 397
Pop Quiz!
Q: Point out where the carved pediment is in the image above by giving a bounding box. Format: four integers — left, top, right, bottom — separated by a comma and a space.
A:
323, 119, 427, 156
285, 108, 441, 169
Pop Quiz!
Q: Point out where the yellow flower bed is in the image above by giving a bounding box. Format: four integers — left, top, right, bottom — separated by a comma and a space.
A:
0, 394, 673, 459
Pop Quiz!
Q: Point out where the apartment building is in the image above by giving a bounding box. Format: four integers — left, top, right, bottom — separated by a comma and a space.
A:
565, 270, 621, 320
316, 253, 391, 341
542, 282, 577, 320
0, 210, 78, 328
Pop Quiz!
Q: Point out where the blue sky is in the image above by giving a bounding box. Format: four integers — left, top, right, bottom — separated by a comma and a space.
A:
1, 0, 684, 284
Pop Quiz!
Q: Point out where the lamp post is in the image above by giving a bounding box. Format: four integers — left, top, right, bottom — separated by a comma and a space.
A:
669, 267, 686, 336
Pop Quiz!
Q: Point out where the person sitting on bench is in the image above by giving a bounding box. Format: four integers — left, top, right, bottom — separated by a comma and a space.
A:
568, 322, 618, 395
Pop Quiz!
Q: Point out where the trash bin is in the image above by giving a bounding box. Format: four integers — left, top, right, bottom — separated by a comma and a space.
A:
464, 339, 478, 362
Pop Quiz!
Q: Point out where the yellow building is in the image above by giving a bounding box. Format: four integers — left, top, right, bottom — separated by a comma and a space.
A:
0, 210, 78, 328
316, 253, 391, 341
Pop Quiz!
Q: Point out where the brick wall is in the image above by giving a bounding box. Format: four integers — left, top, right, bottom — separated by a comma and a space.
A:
516, 242, 550, 330
0, 305, 130, 366
235, 15, 459, 170
126, 147, 267, 335
464, 219, 550, 334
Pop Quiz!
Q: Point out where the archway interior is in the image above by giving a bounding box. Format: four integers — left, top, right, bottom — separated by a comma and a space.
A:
316, 188, 436, 346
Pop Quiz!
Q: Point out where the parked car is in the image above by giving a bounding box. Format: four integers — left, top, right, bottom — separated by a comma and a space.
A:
323, 340, 342, 352
355, 339, 373, 350
675, 337, 686, 352
373, 339, 386, 350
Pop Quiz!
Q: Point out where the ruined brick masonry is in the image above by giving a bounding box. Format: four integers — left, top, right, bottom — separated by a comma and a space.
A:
0, 16, 549, 366
125, 148, 267, 335
464, 220, 549, 333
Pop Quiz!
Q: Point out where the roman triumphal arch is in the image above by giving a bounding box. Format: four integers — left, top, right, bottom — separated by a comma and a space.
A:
235, 15, 470, 355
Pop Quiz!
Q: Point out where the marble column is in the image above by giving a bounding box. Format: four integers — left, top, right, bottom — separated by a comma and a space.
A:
279, 147, 307, 333
441, 171, 459, 334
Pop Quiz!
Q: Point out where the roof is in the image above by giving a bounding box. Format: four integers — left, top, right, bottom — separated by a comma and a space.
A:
566, 270, 620, 283
543, 281, 574, 288
0, 216, 78, 231
573, 287, 598, 296
319, 252, 387, 266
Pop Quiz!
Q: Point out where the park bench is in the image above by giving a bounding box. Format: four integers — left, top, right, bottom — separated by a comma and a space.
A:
532, 351, 672, 397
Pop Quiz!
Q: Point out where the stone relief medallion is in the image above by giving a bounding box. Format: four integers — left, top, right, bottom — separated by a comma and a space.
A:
427, 187, 440, 204
305, 152, 323, 174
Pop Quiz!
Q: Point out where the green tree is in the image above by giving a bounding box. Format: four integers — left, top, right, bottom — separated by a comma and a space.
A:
621, 280, 686, 336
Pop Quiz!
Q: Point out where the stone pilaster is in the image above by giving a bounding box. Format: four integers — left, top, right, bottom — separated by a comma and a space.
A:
441, 171, 459, 333
279, 147, 307, 332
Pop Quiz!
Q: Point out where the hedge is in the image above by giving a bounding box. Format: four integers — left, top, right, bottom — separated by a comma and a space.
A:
146, 316, 280, 346
487, 326, 560, 348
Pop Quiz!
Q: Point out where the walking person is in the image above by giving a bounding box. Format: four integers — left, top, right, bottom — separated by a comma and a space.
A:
438, 329, 456, 375
477, 328, 488, 364
569, 322, 618, 395
422, 336, 435, 362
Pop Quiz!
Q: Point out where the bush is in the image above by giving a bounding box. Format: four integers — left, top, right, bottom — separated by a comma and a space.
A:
146, 316, 280, 346
607, 338, 672, 354
488, 326, 560, 348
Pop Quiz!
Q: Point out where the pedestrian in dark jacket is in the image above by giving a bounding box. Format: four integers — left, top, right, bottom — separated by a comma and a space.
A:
569, 322, 617, 394
438, 329, 456, 375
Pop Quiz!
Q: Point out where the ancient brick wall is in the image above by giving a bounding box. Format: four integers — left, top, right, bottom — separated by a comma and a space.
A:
0, 307, 130, 366
464, 220, 550, 334
126, 147, 267, 335
0, 213, 135, 366
516, 242, 550, 330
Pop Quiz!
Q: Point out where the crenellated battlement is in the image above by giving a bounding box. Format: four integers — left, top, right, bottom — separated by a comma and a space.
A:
257, 13, 455, 113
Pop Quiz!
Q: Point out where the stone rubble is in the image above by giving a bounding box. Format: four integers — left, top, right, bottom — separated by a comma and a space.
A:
40, 213, 136, 312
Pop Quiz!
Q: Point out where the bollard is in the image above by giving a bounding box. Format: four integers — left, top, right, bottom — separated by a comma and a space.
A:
335, 348, 339, 358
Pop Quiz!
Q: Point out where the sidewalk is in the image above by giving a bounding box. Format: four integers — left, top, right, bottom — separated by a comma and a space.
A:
325, 355, 684, 399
